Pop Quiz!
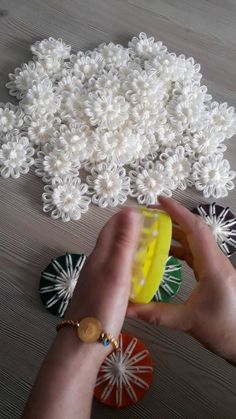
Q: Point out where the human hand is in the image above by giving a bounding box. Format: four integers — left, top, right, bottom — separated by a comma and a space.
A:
65, 207, 141, 355
127, 196, 236, 364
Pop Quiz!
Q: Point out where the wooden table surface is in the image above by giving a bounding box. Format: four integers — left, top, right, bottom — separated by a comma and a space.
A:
0, 1, 236, 418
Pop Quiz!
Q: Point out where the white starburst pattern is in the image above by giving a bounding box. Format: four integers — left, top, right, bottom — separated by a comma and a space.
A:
194, 203, 236, 257
95, 333, 153, 408
154, 256, 182, 302
39, 253, 86, 317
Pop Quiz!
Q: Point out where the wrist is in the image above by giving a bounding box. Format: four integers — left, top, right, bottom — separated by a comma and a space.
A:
54, 324, 112, 367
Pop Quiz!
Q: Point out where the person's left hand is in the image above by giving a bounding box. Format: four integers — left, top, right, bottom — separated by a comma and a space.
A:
65, 207, 141, 346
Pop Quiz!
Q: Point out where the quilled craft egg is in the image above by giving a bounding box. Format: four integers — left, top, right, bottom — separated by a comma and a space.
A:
94, 332, 153, 408
153, 256, 182, 303
39, 253, 86, 317
192, 203, 236, 257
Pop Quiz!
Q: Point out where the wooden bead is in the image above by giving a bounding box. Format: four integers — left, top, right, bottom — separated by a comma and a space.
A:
78, 317, 102, 343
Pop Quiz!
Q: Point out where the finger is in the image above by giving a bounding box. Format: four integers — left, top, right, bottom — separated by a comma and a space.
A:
148, 202, 182, 226
170, 244, 186, 260
147, 204, 162, 210
93, 211, 118, 262
107, 207, 141, 276
172, 225, 186, 245
170, 245, 194, 268
127, 302, 190, 332
158, 196, 201, 232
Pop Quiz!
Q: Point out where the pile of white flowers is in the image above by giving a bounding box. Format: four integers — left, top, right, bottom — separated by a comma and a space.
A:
0, 33, 236, 221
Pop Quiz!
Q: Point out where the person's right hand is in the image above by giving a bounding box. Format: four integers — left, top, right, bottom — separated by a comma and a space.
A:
127, 196, 236, 364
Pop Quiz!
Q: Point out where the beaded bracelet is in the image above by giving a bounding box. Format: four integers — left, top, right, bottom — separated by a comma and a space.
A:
56, 317, 119, 350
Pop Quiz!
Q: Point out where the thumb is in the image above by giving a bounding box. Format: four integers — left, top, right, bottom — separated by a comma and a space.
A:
108, 208, 141, 272
127, 302, 190, 332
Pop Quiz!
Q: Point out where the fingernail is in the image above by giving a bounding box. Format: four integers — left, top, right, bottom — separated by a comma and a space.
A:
158, 195, 170, 203
125, 207, 142, 223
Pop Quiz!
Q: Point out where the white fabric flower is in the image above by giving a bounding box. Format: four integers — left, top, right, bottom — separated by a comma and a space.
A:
0, 136, 34, 178
56, 73, 83, 96
145, 53, 179, 82
25, 114, 60, 146
86, 162, 130, 207
119, 61, 143, 77
0, 103, 23, 137
155, 122, 177, 149
70, 51, 104, 82
31, 37, 71, 60
130, 151, 159, 169
6, 61, 47, 99
191, 128, 226, 155
58, 89, 86, 123
83, 91, 129, 130
0, 33, 235, 220
93, 70, 121, 94
54, 123, 93, 163
124, 70, 167, 105
192, 154, 236, 198
208, 102, 236, 139
168, 84, 209, 133
129, 161, 172, 205
176, 55, 202, 83
130, 102, 166, 133
98, 43, 130, 68
146, 53, 201, 84
35, 148, 80, 183
42, 175, 91, 222
163, 146, 192, 190
91, 127, 153, 165
37, 56, 64, 79
21, 79, 61, 115
128, 32, 167, 61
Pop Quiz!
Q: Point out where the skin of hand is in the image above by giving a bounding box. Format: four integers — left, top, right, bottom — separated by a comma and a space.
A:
66, 206, 141, 347
22, 208, 141, 419
127, 196, 236, 364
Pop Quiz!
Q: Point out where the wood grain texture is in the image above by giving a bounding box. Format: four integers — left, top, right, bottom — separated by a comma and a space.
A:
0, 0, 236, 418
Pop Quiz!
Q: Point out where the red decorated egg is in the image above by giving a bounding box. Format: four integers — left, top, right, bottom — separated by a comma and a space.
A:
94, 332, 153, 408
